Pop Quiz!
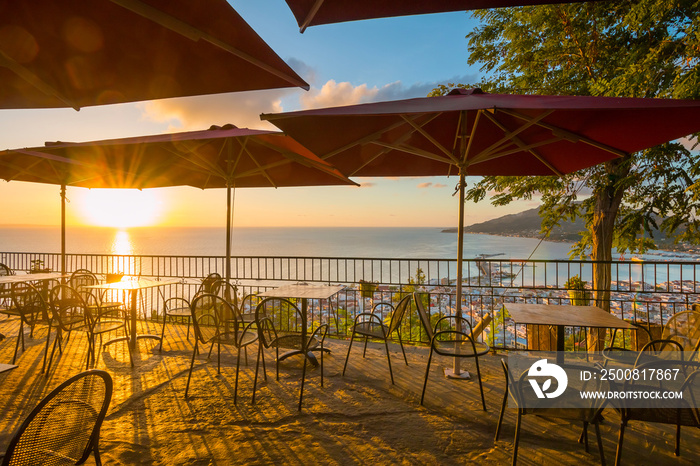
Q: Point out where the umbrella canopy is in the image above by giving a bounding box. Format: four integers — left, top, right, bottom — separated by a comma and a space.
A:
0, 0, 308, 110
262, 87, 700, 376
283, 0, 608, 32
0, 125, 357, 280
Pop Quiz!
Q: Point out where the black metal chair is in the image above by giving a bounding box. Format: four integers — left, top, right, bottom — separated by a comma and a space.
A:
252, 297, 329, 411
69, 270, 124, 320
157, 289, 191, 352
45, 285, 89, 375
414, 292, 490, 410
4, 282, 52, 364
0, 263, 13, 310
1, 369, 113, 466
342, 293, 411, 384
495, 360, 609, 466
614, 358, 700, 465
185, 293, 258, 403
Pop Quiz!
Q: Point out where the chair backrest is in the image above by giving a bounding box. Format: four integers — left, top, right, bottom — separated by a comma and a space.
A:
197, 272, 222, 295
254, 297, 305, 348
0, 264, 12, 300
413, 292, 434, 341
190, 293, 242, 345
11, 282, 49, 323
1, 369, 113, 466
48, 284, 87, 332
662, 310, 700, 357
0, 263, 13, 276
70, 271, 99, 300
212, 279, 239, 308
386, 294, 412, 335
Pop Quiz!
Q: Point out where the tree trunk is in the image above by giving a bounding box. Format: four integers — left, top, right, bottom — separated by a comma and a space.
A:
587, 159, 629, 351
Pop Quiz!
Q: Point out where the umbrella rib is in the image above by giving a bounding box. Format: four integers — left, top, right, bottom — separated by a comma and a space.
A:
462, 110, 482, 167
497, 108, 628, 158
400, 115, 459, 163
239, 139, 279, 188
0, 51, 80, 110
468, 137, 566, 176
474, 109, 555, 161
322, 114, 440, 160
109, 0, 309, 90
299, 0, 326, 33
368, 141, 454, 165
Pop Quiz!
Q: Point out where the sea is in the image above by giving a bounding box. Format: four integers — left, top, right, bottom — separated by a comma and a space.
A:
0, 225, 578, 260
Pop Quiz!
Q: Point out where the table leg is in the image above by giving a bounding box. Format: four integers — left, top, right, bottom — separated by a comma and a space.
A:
556, 325, 565, 364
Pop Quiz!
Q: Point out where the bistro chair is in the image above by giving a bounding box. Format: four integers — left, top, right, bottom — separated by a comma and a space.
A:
342, 293, 411, 385
495, 359, 609, 466
198, 272, 222, 295
0, 263, 14, 309
4, 282, 52, 365
157, 288, 192, 352
69, 270, 124, 320
0, 369, 113, 466
81, 288, 133, 369
414, 292, 490, 410
45, 285, 89, 375
252, 297, 329, 411
614, 358, 700, 465
185, 293, 258, 403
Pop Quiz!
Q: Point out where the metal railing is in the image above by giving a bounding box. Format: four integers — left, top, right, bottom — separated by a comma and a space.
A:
2, 251, 699, 351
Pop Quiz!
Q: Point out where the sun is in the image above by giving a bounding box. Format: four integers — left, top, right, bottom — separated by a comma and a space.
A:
80, 189, 161, 228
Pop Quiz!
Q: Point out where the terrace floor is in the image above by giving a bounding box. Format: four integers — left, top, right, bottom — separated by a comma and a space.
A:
1, 317, 699, 465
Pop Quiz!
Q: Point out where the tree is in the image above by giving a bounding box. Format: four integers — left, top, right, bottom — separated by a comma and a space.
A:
440, 1, 700, 349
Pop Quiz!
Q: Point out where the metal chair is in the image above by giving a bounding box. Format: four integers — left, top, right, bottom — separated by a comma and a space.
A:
157, 289, 191, 352
45, 285, 89, 375
495, 360, 609, 466
0, 263, 13, 309
185, 293, 258, 403
252, 297, 329, 411
1, 369, 113, 466
4, 282, 52, 364
69, 270, 124, 319
342, 293, 411, 384
614, 358, 700, 465
414, 292, 490, 410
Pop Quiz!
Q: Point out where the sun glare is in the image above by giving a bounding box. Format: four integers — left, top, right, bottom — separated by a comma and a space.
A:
80, 189, 161, 228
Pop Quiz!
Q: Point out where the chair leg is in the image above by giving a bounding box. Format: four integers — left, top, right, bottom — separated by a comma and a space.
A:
184, 341, 199, 398
252, 344, 263, 405
675, 423, 681, 456
158, 315, 167, 352
45, 329, 62, 376
582, 421, 590, 452
298, 352, 308, 412
41, 321, 53, 374
320, 339, 324, 388
512, 410, 522, 466
383, 337, 395, 384
397, 331, 408, 366
186, 318, 191, 340
234, 347, 241, 404
342, 332, 356, 376
495, 377, 508, 441
11, 321, 23, 364
474, 356, 487, 411
217, 341, 221, 374
594, 421, 606, 466
615, 421, 626, 466
362, 335, 369, 358
420, 347, 434, 405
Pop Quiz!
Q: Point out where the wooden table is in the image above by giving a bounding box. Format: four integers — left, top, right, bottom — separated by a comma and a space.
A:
0, 272, 69, 284
258, 283, 345, 364
85, 278, 180, 351
505, 303, 636, 361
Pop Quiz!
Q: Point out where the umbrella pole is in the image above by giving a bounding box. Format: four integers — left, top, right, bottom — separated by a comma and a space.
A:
225, 182, 232, 285
445, 170, 469, 380
60, 184, 66, 277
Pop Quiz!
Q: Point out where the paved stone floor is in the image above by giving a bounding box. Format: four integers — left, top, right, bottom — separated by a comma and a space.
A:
1, 316, 699, 465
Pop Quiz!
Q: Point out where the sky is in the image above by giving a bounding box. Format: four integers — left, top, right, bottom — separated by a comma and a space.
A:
0, 0, 539, 229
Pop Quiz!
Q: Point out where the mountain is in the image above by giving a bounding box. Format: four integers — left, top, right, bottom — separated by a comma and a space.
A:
454, 207, 585, 242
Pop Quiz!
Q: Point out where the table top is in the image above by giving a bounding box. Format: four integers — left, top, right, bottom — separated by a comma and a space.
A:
258, 283, 345, 300
0, 272, 69, 284
505, 302, 636, 329
84, 278, 181, 291
0, 363, 18, 374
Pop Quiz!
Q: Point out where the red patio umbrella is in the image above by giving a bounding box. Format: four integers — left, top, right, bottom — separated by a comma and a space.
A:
262, 88, 700, 376
0, 0, 308, 110
282, 0, 608, 32
1, 125, 357, 282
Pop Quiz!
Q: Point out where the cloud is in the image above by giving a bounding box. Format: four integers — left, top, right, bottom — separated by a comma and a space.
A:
299, 73, 479, 110
433, 183, 448, 188
417, 182, 433, 188
140, 88, 295, 132
359, 182, 376, 188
